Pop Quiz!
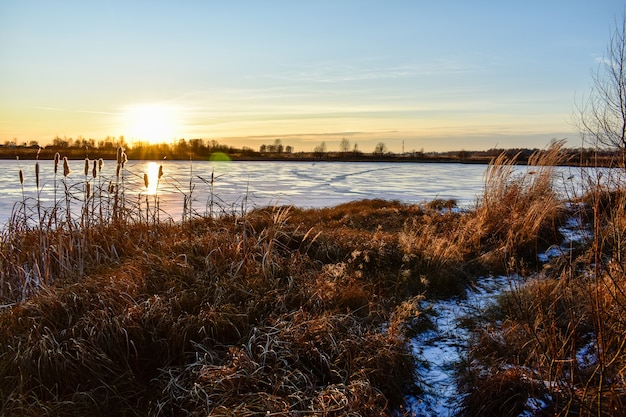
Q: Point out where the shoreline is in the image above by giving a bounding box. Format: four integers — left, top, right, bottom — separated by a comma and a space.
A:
0, 146, 618, 167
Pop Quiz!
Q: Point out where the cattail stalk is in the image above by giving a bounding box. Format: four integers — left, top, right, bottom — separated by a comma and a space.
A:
35, 161, 41, 228
90, 159, 99, 222
144, 173, 150, 223
83, 157, 90, 227
53, 153, 60, 227
156, 164, 163, 223
63, 157, 71, 177
62, 157, 72, 226
15, 157, 26, 225
114, 147, 126, 222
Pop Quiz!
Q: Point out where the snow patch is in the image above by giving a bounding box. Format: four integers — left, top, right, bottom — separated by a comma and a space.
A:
405, 275, 517, 416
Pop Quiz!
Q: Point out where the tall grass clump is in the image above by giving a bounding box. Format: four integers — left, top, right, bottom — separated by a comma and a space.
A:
0, 148, 153, 303
466, 140, 568, 271
457, 149, 626, 416
397, 142, 568, 298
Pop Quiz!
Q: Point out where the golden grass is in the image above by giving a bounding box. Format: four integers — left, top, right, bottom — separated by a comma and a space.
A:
458, 144, 626, 417
0, 197, 422, 415
1, 145, 613, 416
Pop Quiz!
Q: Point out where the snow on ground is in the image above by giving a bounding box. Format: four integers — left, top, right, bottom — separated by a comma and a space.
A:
538, 213, 592, 263
405, 275, 518, 416
404, 214, 591, 416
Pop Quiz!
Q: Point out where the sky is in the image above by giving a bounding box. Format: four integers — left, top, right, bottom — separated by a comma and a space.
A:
1, 1, 625, 153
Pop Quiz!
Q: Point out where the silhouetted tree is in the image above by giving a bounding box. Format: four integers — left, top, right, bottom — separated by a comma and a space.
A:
339, 137, 350, 153
576, 14, 626, 164
52, 136, 70, 148
274, 139, 283, 153
314, 142, 327, 154
373, 142, 387, 155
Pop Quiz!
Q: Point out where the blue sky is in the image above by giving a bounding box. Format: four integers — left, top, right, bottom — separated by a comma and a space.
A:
1, 1, 624, 152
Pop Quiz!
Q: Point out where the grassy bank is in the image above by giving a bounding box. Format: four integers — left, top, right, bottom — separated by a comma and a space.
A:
0, 142, 622, 416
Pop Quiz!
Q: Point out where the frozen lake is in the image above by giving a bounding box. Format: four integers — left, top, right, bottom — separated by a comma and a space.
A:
0, 159, 488, 225
0, 158, 589, 227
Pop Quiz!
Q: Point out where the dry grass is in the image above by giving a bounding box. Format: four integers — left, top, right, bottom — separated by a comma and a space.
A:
0, 146, 599, 416
467, 140, 569, 270
0, 189, 423, 415
458, 144, 626, 416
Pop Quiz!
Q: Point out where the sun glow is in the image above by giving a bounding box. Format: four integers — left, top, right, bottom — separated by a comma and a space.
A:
143, 162, 162, 195
123, 104, 181, 144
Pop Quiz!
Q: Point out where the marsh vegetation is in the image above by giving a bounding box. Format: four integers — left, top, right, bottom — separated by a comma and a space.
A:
1, 139, 625, 416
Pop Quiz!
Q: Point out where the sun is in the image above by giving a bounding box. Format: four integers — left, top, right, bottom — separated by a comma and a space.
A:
123, 103, 181, 144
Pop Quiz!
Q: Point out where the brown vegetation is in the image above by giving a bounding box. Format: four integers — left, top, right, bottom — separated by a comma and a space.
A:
0, 141, 622, 416
458, 149, 626, 416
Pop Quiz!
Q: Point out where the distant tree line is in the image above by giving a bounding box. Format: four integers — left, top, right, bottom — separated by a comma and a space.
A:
0, 135, 622, 166
259, 139, 293, 154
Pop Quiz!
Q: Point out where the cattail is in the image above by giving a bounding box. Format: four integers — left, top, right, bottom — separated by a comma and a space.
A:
115, 147, 128, 168
86, 182, 91, 199
18, 168, 24, 185
158, 164, 164, 180
116, 162, 121, 178
63, 157, 71, 177
35, 162, 40, 189
98, 158, 104, 173
54, 152, 61, 174
92, 160, 97, 178
144, 173, 149, 189
84, 157, 90, 176
108, 181, 115, 194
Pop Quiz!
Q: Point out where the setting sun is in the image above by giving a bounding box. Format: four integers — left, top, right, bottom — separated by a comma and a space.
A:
123, 104, 181, 144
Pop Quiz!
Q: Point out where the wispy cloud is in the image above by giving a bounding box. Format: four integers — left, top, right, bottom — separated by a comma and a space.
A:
259, 59, 480, 84
32, 106, 118, 115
